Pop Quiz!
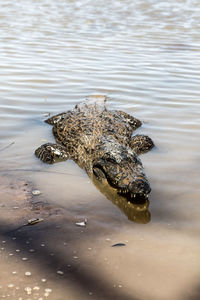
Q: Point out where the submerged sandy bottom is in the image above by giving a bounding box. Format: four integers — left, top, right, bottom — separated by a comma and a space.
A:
0, 174, 200, 300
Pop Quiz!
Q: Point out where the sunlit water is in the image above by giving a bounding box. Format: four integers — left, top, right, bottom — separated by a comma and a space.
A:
0, 0, 200, 299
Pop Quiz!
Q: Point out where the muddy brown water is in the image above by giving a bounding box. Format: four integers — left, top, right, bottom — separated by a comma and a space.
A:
0, 0, 200, 299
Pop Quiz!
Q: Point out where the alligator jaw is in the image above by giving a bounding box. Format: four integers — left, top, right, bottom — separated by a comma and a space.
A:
117, 190, 149, 204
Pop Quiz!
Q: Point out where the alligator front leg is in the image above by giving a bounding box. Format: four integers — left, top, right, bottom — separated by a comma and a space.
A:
35, 143, 68, 164
45, 112, 68, 125
130, 135, 154, 155
113, 110, 142, 130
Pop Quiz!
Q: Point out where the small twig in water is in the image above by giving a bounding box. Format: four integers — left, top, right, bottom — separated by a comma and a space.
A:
0, 168, 84, 177
0, 142, 15, 152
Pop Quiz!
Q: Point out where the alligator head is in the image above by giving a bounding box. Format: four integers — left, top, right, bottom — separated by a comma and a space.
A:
92, 140, 151, 202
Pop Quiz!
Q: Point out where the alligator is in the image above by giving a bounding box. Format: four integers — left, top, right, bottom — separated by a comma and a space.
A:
35, 96, 154, 205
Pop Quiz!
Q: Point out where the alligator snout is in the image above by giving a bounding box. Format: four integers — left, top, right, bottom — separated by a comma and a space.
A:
116, 175, 151, 199
129, 179, 151, 196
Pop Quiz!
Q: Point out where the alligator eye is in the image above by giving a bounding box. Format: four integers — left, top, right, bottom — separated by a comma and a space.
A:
93, 165, 106, 180
104, 156, 116, 164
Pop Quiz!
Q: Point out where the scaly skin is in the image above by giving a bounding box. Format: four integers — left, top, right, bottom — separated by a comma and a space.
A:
35, 97, 154, 202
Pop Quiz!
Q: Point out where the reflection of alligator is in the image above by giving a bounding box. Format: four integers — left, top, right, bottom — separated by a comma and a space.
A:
92, 175, 150, 224
35, 96, 154, 209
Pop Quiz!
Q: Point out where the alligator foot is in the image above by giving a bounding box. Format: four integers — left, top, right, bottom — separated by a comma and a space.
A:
113, 110, 142, 130
35, 143, 68, 164
45, 112, 67, 125
130, 135, 154, 155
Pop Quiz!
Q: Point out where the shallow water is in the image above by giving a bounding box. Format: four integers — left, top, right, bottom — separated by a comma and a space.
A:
0, 0, 200, 299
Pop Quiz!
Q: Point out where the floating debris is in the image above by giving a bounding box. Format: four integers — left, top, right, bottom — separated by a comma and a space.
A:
41, 278, 47, 282
111, 243, 126, 247
0, 141, 15, 152
75, 218, 87, 227
25, 271, 31, 276
6, 218, 44, 235
33, 286, 40, 291
31, 189, 41, 196
27, 218, 44, 225
57, 270, 64, 275
22, 257, 28, 261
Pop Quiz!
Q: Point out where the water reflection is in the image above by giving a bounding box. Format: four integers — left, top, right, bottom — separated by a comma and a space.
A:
92, 175, 150, 224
